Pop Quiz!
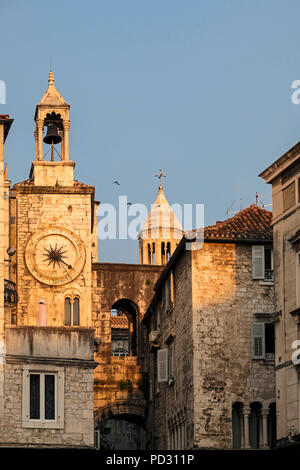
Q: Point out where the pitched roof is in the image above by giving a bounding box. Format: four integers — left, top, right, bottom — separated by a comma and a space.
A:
200, 204, 272, 241
38, 71, 68, 107
111, 315, 129, 329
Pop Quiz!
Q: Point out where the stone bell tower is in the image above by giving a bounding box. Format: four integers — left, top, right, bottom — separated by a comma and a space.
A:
138, 170, 183, 265
32, 69, 73, 186
13, 71, 98, 327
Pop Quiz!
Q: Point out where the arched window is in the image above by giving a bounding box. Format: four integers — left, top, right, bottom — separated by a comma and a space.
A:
161, 242, 166, 264
110, 299, 139, 356
232, 402, 243, 449
73, 298, 80, 326
65, 297, 71, 326
268, 402, 277, 449
249, 402, 262, 448
64, 297, 80, 326
167, 242, 171, 262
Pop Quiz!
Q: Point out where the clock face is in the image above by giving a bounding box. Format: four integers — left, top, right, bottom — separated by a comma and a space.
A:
25, 227, 86, 286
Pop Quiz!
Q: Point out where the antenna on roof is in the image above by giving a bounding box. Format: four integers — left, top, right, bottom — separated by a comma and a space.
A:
255, 192, 272, 209
226, 198, 243, 216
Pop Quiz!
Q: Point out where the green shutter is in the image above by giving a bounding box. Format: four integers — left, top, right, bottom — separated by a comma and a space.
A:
252, 323, 265, 359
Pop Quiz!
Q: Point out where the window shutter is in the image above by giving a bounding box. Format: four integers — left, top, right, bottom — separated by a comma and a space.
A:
252, 245, 265, 279
252, 323, 265, 359
157, 349, 168, 382
168, 344, 174, 378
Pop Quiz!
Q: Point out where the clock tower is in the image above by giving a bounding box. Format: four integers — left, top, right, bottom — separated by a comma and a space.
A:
13, 71, 98, 327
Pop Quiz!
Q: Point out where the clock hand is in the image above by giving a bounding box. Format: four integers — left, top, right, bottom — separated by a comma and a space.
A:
59, 259, 73, 270
60, 261, 72, 280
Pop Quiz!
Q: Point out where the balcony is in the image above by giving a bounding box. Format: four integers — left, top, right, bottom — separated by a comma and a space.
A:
4, 279, 18, 305
5, 325, 96, 364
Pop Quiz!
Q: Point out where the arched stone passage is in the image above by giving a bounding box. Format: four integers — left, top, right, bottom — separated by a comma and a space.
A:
95, 401, 146, 450
111, 299, 140, 356
232, 402, 244, 449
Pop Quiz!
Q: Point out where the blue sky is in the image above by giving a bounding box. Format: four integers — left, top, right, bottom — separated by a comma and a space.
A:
2, 0, 300, 262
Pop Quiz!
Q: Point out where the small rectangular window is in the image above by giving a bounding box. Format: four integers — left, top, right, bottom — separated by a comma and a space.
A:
251, 322, 275, 360
30, 374, 40, 420
283, 181, 295, 212
29, 373, 56, 421
252, 246, 273, 281
45, 374, 55, 420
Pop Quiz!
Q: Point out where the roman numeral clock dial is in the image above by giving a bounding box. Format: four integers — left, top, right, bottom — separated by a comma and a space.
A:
25, 227, 86, 286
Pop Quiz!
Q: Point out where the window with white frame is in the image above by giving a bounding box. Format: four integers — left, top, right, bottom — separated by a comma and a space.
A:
157, 343, 174, 385
22, 365, 64, 429
252, 245, 273, 281
251, 322, 275, 360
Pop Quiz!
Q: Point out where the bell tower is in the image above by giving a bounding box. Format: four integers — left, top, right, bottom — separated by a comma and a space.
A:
138, 170, 183, 265
13, 71, 99, 328
31, 70, 74, 186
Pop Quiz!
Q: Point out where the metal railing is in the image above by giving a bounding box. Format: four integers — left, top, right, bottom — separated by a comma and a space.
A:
264, 269, 274, 281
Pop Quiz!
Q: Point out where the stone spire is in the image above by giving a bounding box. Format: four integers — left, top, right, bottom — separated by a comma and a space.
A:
138, 174, 183, 265
38, 70, 68, 107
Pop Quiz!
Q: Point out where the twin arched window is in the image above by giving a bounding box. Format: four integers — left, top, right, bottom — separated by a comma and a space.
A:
65, 297, 80, 326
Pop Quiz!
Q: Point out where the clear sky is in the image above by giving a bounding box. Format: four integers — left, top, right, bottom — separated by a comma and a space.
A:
2, 0, 300, 263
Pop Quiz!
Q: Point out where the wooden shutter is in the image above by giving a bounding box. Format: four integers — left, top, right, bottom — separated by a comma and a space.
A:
252, 322, 265, 359
157, 349, 168, 382
168, 344, 174, 378
252, 245, 265, 279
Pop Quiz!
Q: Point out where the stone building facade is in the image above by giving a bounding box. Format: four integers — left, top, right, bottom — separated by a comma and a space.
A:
0, 75, 97, 448
260, 141, 300, 447
143, 206, 276, 449
0, 72, 281, 450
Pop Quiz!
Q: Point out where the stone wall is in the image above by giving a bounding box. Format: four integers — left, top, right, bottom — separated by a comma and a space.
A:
14, 184, 96, 328
144, 249, 193, 450
145, 240, 275, 449
92, 263, 162, 424
0, 363, 94, 447
271, 170, 300, 444
191, 242, 275, 448
0, 124, 5, 427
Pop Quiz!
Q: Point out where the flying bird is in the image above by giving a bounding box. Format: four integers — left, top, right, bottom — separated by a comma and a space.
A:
113, 180, 120, 186
127, 202, 132, 206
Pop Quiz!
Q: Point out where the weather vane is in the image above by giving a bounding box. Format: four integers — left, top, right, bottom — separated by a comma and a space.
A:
155, 169, 166, 188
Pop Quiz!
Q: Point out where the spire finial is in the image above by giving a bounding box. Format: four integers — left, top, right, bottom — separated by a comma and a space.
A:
155, 168, 166, 190
48, 58, 54, 85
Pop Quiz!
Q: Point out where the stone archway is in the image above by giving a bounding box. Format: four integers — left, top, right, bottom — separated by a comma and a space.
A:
95, 400, 147, 450
111, 299, 140, 356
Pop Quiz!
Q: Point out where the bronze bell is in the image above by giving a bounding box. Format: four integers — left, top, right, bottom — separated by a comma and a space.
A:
43, 123, 61, 145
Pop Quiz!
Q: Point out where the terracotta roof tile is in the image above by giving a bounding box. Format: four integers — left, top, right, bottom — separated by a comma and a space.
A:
201, 204, 272, 241
111, 315, 129, 329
